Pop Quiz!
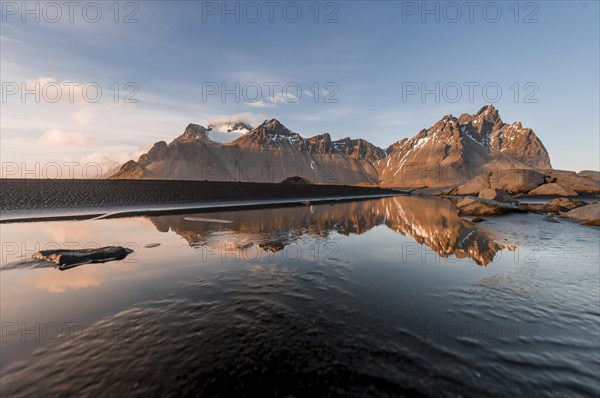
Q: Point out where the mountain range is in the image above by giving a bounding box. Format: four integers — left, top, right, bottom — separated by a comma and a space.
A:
111, 105, 552, 187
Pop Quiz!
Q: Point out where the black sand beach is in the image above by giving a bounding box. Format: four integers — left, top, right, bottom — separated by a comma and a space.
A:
0, 179, 400, 221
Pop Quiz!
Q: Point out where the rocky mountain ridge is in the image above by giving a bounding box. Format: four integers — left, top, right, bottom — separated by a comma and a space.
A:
111, 106, 556, 187
376, 105, 552, 186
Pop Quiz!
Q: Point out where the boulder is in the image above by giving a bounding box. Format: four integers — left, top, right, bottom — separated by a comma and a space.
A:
456, 196, 525, 216
259, 240, 286, 252
545, 198, 587, 212
570, 184, 600, 195
518, 198, 587, 214
543, 170, 600, 194
478, 188, 514, 202
563, 202, 600, 226
517, 203, 544, 213
578, 170, 600, 181
528, 183, 577, 196
582, 220, 600, 226
33, 246, 134, 270
447, 169, 544, 196
280, 176, 313, 185
451, 174, 490, 195
489, 169, 545, 194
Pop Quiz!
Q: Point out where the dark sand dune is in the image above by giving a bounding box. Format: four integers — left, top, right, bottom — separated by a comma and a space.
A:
0, 179, 399, 218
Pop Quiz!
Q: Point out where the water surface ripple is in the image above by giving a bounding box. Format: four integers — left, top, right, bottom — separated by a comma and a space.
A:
1, 197, 598, 397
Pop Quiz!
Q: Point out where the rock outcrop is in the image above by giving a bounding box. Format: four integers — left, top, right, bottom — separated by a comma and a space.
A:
280, 176, 312, 185
528, 183, 577, 196
563, 202, 600, 226
578, 170, 600, 181
490, 169, 546, 193
33, 246, 134, 270
444, 169, 599, 197
116, 160, 155, 179
542, 170, 600, 194
445, 169, 545, 195
478, 188, 514, 202
456, 197, 525, 216
545, 198, 587, 211
519, 198, 588, 214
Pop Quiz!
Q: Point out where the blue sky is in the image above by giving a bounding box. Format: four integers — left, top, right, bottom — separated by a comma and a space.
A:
1, 0, 598, 176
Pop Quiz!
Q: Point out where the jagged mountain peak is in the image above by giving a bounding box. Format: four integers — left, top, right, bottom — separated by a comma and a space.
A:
472, 104, 502, 125
176, 123, 211, 142
232, 118, 305, 148
458, 105, 502, 126
377, 105, 552, 186
429, 115, 459, 134
112, 106, 552, 187
254, 119, 295, 135
332, 136, 386, 163
118, 160, 155, 179
476, 104, 499, 116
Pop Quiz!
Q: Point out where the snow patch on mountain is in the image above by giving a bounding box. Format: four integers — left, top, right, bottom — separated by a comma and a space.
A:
206, 119, 253, 143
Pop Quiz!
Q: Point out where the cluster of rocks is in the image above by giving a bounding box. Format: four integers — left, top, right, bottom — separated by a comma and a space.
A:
439, 169, 599, 226
442, 169, 599, 197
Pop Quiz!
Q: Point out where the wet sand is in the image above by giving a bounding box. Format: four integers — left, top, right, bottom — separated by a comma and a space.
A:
0, 179, 400, 222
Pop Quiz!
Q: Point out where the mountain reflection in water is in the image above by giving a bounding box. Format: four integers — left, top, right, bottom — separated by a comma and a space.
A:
1, 196, 598, 397
148, 196, 503, 266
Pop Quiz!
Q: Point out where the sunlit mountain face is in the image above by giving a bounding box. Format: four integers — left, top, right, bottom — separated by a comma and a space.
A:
110, 106, 552, 187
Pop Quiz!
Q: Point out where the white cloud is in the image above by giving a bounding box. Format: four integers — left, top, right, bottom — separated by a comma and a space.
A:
80, 145, 153, 177
39, 129, 92, 147
13, 129, 93, 148
247, 92, 298, 108
0, 144, 153, 179
247, 100, 274, 109
71, 107, 94, 126
204, 112, 271, 142
4, 77, 100, 104
24, 76, 56, 87
207, 112, 265, 128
